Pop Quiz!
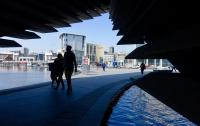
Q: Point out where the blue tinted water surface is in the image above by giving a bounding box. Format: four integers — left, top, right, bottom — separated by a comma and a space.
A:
107, 86, 196, 126
0, 66, 51, 90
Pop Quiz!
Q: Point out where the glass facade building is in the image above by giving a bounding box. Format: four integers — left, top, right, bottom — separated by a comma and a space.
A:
60, 33, 86, 65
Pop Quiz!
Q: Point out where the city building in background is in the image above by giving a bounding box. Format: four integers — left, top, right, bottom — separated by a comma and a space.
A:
85, 43, 105, 65
86, 43, 96, 64
104, 51, 108, 55
0, 51, 19, 62
59, 33, 86, 65
114, 52, 127, 67
44, 50, 57, 61
10, 50, 21, 57
36, 53, 45, 61
96, 44, 104, 64
18, 56, 35, 62
0, 38, 172, 69
109, 46, 114, 54
1, 49, 58, 67
23, 48, 29, 56
104, 54, 114, 67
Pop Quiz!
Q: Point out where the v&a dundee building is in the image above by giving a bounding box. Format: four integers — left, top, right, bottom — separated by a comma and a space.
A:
0, 0, 200, 125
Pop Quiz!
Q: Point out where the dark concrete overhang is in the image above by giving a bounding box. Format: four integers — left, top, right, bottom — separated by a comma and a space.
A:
126, 42, 200, 59
110, 0, 200, 77
0, 39, 22, 47
110, 0, 200, 44
0, 0, 110, 41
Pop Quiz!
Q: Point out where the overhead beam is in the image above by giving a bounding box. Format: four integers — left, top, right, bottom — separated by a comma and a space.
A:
0, 39, 22, 47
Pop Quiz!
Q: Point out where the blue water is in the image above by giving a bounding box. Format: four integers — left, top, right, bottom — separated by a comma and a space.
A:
0, 65, 80, 90
107, 86, 196, 126
0, 66, 51, 90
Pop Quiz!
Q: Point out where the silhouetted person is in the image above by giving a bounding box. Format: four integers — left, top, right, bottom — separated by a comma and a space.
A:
64, 45, 77, 94
140, 62, 146, 75
102, 63, 106, 71
54, 53, 64, 90
49, 62, 58, 88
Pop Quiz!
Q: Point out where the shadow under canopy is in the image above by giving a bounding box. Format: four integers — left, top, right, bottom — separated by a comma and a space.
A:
0, 39, 22, 47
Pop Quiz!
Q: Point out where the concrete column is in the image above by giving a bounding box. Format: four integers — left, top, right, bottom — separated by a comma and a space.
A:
146, 59, 149, 65
133, 59, 137, 66
154, 59, 156, 68
160, 59, 163, 67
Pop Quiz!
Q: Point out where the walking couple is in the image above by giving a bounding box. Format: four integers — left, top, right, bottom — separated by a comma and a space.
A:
50, 45, 77, 94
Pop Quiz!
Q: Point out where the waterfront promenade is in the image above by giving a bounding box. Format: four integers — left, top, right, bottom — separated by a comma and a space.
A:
0, 68, 147, 126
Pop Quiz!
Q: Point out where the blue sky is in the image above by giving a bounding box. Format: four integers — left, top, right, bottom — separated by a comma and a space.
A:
1, 13, 136, 53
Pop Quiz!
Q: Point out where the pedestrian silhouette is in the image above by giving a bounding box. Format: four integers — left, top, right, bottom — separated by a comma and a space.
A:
49, 62, 58, 88
64, 45, 77, 95
54, 53, 64, 90
102, 63, 106, 71
140, 62, 146, 75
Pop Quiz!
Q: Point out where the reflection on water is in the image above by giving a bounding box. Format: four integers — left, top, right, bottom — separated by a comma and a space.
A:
107, 86, 196, 126
0, 64, 48, 72
0, 65, 51, 90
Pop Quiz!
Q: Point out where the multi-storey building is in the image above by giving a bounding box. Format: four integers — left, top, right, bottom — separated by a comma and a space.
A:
109, 46, 114, 54
96, 44, 104, 64
85, 43, 104, 64
59, 33, 86, 65
0, 51, 19, 61
104, 54, 114, 67
23, 48, 29, 56
86, 43, 96, 64
114, 52, 127, 67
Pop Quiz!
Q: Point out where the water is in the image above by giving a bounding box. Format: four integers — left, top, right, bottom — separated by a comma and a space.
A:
107, 86, 196, 126
0, 65, 51, 90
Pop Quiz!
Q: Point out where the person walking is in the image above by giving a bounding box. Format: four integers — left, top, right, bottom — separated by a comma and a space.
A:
102, 63, 106, 71
64, 45, 77, 94
49, 62, 58, 88
54, 53, 65, 90
140, 62, 146, 75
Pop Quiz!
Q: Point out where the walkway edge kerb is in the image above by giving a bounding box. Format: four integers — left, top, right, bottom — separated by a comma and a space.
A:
100, 81, 136, 126
0, 82, 50, 95
0, 78, 81, 95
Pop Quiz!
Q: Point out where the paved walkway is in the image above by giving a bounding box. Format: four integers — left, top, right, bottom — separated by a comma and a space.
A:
0, 69, 144, 126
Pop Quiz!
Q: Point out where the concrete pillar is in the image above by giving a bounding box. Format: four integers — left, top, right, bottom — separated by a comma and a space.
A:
146, 59, 149, 65
160, 59, 163, 67
134, 59, 137, 65
154, 59, 156, 68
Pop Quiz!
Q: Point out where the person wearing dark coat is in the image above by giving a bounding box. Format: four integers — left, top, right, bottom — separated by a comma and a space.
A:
54, 53, 64, 89
140, 62, 146, 75
64, 45, 77, 94
49, 62, 57, 88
